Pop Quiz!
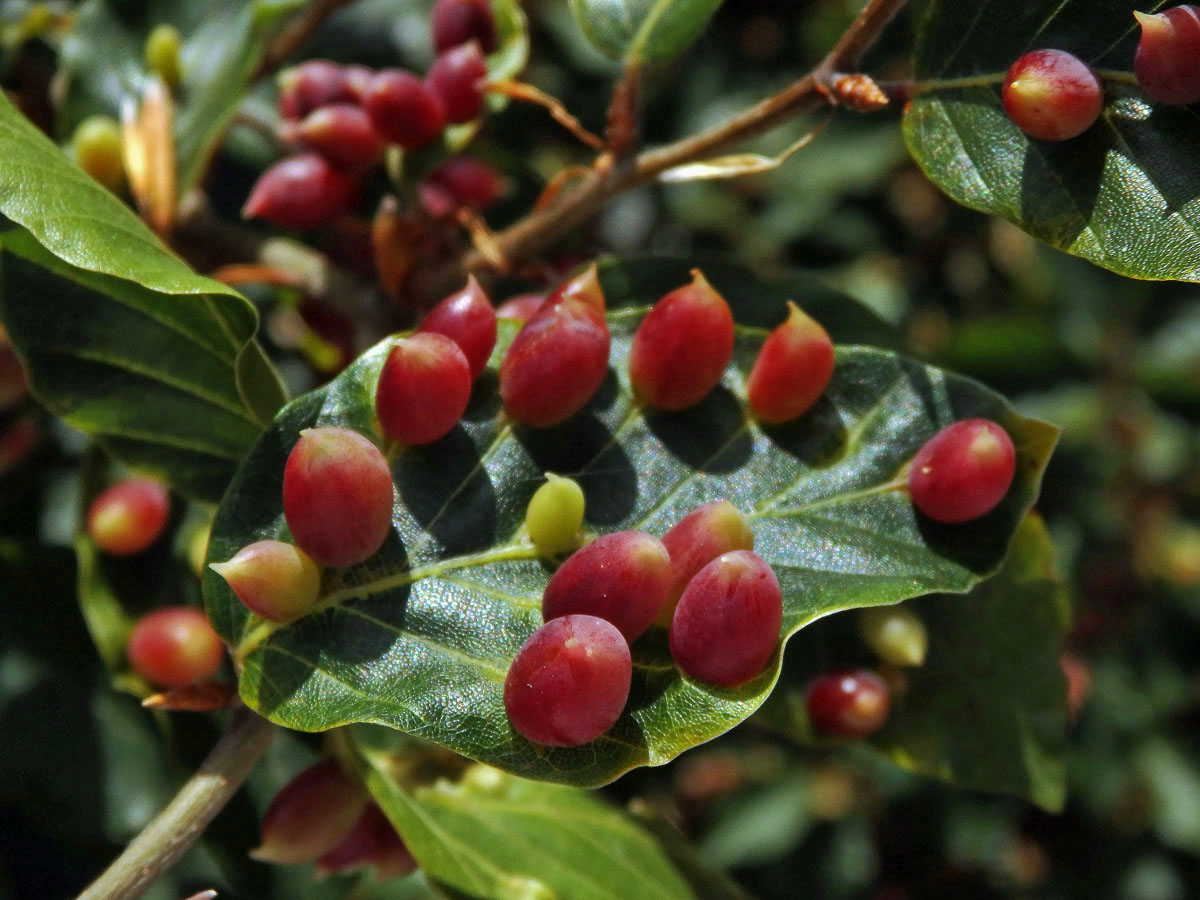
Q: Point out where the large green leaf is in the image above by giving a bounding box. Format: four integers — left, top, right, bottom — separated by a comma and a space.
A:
204, 259, 1057, 785
345, 726, 737, 900
0, 89, 239, 297
59, 0, 302, 194
568, 0, 724, 63
0, 231, 278, 501
904, 0, 1200, 282
757, 514, 1070, 811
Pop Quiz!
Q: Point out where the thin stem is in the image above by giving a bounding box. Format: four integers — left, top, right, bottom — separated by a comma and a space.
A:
76, 709, 277, 900
254, 0, 358, 79
445, 0, 911, 289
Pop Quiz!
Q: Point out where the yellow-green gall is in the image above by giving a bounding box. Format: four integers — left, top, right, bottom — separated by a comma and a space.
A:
525, 473, 585, 555
144, 24, 183, 89
858, 605, 928, 667
71, 116, 124, 192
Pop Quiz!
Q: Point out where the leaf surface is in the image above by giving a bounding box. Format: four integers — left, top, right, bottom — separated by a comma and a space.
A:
757, 514, 1070, 811
568, 0, 723, 63
205, 260, 1057, 785
904, 0, 1200, 281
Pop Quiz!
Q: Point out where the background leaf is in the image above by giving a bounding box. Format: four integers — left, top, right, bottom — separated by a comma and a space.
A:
205, 260, 1057, 785
346, 726, 734, 900
0, 231, 277, 501
904, 0, 1200, 282
58, 0, 302, 194
0, 89, 241, 297
568, 0, 724, 63
757, 514, 1070, 811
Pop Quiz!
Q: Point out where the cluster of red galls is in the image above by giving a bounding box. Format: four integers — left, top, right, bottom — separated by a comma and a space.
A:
250, 759, 416, 879
242, 0, 502, 231
1002, 5, 1200, 142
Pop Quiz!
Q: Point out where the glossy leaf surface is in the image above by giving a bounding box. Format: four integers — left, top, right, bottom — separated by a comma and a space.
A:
205, 260, 1057, 785
905, 0, 1200, 281
569, 0, 724, 63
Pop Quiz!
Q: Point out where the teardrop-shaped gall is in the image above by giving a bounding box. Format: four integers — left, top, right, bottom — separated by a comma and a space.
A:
376, 333, 472, 445
670, 550, 782, 687
525, 473, 585, 556
364, 69, 447, 150
629, 270, 734, 411
495, 292, 547, 321
503, 614, 632, 747
294, 103, 384, 172
87, 476, 171, 556
858, 605, 928, 667
71, 115, 125, 191
542, 530, 672, 642
278, 59, 352, 121
315, 804, 417, 878
419, 156, 506, 217
282, 426, 394, 567
211, 540, 321, 624
1134, 6, 1200, 105
144, 24, 183, 89
542, 263, 605, 315
417, 276, 497, 379
252, 759, 369, 865
242, 153, 359, 230
907, 418, 1016, 523
805, 668, 890, 738
126, 606, 225, 688
1002, 49, 1103, 141
427, 41, 488, 124
500, 298, 611, 427
432, 0, 498, 53
747, 302, 835, 424
656, 500, 755, 627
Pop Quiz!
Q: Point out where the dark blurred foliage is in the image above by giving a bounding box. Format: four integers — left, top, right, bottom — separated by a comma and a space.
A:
1, 1, 1200, 899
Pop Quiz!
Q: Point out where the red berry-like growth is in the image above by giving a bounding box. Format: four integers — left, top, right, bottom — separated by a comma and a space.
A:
282, 426, 394, 567
87, 476, 170, 556
278, 59, 352, 121
252, 760, 369, 865
503, 614, 632, 747
417, 276, 497, 379
670, 550, 783, 688
907, 418, 1016, 523
746, 302, 835, 424
1002, 49, 1103, 141
499, 298, 611, 427
542, 530, 673, 642
418, 156, 506, 218
364, 69, 447, 150
629, 270, 734, 411
242, 154, 358, 230
376, 333, 472, 445
657, 500, 755, 627
542, 263, 606, 315
210, 539, 322, 623
1134, 6, 1200, 105
293, 103, 384, 172
315, 804, 416, 878
495, 292, 546, 321
426, 42, 488, 124
126, 606, 224, 688
805, 668, 890, 738
432, 0, 498, 53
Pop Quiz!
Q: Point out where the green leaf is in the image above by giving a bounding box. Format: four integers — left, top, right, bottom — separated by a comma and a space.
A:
346, 726, 723, 900
758, 514, 1070, 812
0, 89, 239, 297
0, 231, 274, 501
205, 258, 1057, 786
904, 0, 1200, 282
59, 0, 302, 193
568, 0, 724, 63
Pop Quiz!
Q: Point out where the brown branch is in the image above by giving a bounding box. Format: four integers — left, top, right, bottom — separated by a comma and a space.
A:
76, 709, 276, 900
445, 0, 909, 291
254, 0, 358, 79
